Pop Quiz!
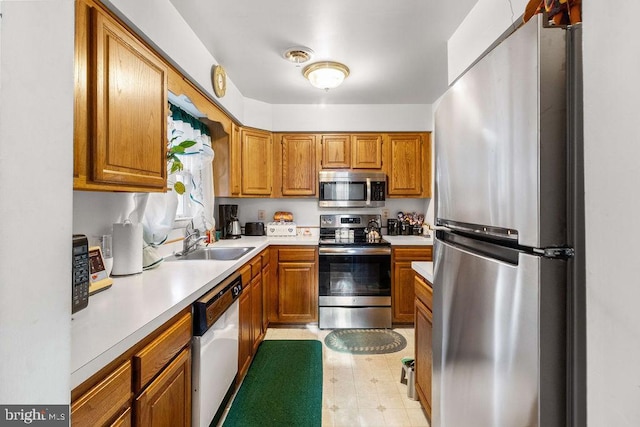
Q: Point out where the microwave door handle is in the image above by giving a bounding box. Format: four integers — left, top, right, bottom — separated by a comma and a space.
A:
366, 178, 371, 206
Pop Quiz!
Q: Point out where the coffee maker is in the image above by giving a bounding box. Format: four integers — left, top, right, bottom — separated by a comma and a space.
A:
219, 204, 241, 239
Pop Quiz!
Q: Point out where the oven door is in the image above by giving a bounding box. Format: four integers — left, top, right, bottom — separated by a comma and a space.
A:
318, 246, 391, 305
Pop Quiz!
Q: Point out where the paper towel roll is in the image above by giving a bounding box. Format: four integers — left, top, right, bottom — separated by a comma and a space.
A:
112, 222, 143, 276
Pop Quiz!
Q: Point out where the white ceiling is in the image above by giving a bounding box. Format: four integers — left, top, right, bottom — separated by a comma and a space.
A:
169, 0, 478, 105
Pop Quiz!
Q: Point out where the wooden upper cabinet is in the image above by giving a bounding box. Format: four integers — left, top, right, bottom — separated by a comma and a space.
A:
241, 128, 273, 196
320, 133, 383, 170
351, 134, 383, 169
74, 1, 168, 191
321, 134, 351, 169
280, 134, 317, 196
386, 133, 431, 197
230, 123, 242, 196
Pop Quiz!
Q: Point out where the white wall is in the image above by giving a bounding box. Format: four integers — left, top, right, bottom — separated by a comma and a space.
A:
0, 0, 74, 404
583, 2, 640, 425
216, 198, 431, 230
448, 0, 528, 83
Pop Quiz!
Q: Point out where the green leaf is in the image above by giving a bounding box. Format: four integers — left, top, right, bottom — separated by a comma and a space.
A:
170, 162, 182, 174
179, 140, 197, 148
172, 146, 186, 154
174, 181, 186, 194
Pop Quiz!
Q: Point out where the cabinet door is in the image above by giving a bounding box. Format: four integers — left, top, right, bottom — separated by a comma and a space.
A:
251, 273, 263, 354
393, 261, 417, 323
135, 347, 191, 427
238, 286, 252, 380
230, 123, 242, 196
261, 263, 270, 333
392, 247, 433, 323
386, 133, 424, 196
92, 10, 168, 189
277, 262, 318, 323
321, 134, 351, 169
351, 134, 383, 169
415, 298, 433, 419
241, 129, 273, 196
281, 134, 317, 196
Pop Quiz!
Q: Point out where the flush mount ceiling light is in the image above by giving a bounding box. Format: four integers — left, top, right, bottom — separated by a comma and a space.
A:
303, 61, 350, 90
283, 46, 314, 65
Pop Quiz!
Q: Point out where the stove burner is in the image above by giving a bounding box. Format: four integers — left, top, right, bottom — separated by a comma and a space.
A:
319, 213, 389, 249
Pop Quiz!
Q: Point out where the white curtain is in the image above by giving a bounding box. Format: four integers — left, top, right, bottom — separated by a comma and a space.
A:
142, 103, 215, 245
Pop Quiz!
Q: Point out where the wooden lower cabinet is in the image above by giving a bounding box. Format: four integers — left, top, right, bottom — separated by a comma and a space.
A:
71, 361, 132, 427
392, 246, 433, 323
71, 310, 192, 427
135, 347, 191, 427
269, 247, 318, 324
251, 272, 263, 354
238, 252, 268, 381
238, 275, 253, 380
415, 274, 433, 419
111, 407, 132, 427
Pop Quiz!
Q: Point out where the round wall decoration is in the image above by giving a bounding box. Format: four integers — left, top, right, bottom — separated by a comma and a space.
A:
324, 329, 407, 354
212, 64, 227, 98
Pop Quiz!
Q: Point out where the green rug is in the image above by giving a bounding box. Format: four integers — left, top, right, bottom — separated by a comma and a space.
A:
222, 340, 323, 427
324, 329, 407, 354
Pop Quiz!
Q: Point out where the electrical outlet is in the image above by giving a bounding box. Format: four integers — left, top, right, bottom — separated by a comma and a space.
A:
258, 210, 266, 220
382, 209, 390, 220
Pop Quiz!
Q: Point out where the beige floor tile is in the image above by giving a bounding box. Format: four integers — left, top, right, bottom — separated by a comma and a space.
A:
257, 327, 424, 427
356, 409, 387, 426
383, 408, 412, 427
406, 408, 430, 427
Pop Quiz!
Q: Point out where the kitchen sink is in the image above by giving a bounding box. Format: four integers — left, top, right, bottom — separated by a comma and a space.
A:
165, 246, 255, 261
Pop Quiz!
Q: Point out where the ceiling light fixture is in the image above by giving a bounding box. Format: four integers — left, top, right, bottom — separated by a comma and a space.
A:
283, 47, 314, 65
303, 61, 350, 90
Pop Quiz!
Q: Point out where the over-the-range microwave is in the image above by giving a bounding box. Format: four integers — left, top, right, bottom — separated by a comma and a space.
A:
318, 171, 386, 208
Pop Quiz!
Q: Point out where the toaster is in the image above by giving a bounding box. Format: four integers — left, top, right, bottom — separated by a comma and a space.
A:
244, 222, 265, 236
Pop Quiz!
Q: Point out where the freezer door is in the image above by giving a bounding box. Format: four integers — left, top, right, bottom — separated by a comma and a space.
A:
434, 16, 568, 248
432, 236, 566, 427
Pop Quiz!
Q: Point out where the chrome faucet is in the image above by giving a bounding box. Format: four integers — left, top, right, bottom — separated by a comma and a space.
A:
182, 222, 207, 255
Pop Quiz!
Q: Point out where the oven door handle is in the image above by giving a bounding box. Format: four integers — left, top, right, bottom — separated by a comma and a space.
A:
319, 246, 391, 256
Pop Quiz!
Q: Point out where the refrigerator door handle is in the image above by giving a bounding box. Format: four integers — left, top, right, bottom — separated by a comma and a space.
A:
438, 219, 518, 242
533, 247, 575, 259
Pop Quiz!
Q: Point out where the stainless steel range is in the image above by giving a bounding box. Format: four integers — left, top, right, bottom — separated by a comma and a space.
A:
318, 214, 392, 329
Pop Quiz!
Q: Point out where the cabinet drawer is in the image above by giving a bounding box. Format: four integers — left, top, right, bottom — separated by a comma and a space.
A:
71, 361, 132, 427
415, 274, 433, 311
250, 256, 262, 278
133, 312, 191, 392
278, 248, 316, 262
240, 264, 252, 287
393, 246, 433, 261
260, 249, 270, 269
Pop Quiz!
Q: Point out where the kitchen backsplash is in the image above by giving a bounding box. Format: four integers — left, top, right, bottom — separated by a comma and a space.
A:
73, 191, 431, 244
215, 197, 431, 228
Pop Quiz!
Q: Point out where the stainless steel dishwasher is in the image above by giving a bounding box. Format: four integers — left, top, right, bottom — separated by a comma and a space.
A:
192, 270, 243, 427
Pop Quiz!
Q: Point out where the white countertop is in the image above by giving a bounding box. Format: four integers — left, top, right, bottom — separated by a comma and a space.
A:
71, 233, 434, 389
70, 235, 317, 389
384, 235, 434, 246
412, 261, 434, 283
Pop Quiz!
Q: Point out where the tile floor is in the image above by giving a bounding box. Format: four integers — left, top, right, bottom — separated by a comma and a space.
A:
219, 327, 430, 427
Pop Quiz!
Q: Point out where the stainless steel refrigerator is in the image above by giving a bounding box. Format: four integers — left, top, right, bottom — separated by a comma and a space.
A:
433, 15, 584, 427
